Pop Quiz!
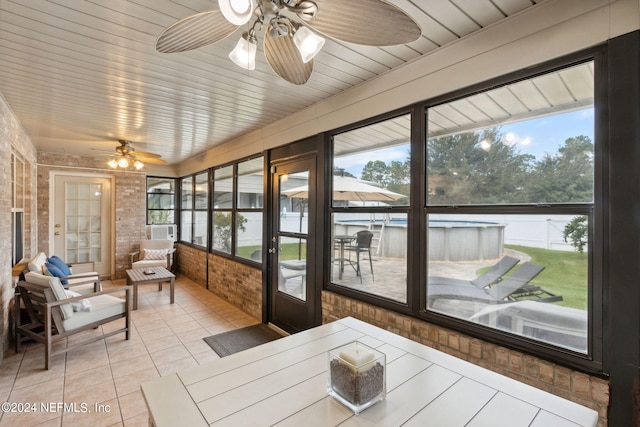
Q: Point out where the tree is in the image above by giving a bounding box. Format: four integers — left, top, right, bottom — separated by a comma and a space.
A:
427, 128, 534, 204
527, 135, 593, 203
563, 216, 588, 253
213, 212, 247, 252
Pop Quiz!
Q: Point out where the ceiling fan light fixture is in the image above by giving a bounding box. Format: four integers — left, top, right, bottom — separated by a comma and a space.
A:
117, 157, 129, 168
229, 31, 258, 70
134, 160, 145, 170
107, 159, 118, 169
218, 0, 256, 26
293, 26, 324, 63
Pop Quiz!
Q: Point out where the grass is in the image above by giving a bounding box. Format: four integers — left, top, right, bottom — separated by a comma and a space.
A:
502, 244, 588, 310
237, 243, 307, 260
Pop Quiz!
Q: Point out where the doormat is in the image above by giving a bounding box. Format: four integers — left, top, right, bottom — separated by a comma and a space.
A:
203, 324, 285, 357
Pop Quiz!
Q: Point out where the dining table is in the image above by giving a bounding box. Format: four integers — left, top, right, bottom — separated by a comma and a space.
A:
141, 316, 598, 427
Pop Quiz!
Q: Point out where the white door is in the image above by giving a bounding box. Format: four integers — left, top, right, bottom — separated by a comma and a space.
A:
53, 174, 113, 276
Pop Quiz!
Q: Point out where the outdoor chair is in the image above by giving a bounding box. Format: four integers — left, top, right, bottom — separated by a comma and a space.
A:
346, 230, 374, 282
427, 262, 561, 307
428, 255, 520, 289
16, 273, 130, 369
26, 252, 101, 294
130, 239, 175, 271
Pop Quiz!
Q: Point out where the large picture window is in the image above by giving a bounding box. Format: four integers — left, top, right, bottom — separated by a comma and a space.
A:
330, 114, 411, 303
425, 61, 595, 354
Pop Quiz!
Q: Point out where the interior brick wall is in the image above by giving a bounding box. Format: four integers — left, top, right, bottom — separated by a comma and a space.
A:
322, 290, 609, 427
206, 252, 262, 320
175, 243, 207, 287
0, 95, 37, 362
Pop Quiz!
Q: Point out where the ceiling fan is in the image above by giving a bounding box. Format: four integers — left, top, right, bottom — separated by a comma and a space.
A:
155, 0, 421, 85
104, 140, 168, 170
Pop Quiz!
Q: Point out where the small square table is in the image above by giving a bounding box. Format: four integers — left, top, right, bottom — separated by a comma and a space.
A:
126, 266, 175, 310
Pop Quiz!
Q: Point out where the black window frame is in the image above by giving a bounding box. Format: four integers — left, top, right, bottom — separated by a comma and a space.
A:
324, 47, 605, 374
146, 176, 177, 226
179, 171, 209, 249
210, 154, 266, 265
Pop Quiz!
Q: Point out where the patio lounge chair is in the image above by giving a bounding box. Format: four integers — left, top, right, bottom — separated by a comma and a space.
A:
16, 274, 130, 369
428, 255, 520, 289
427, 262, 561, 307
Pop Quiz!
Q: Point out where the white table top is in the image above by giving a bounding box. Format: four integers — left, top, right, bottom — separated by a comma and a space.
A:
141, 317, 598, 427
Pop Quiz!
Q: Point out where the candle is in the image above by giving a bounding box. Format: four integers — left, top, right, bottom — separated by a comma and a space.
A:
339, 342, 375, 372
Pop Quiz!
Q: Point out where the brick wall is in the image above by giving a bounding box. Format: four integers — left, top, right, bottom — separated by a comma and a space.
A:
206, 252, 262, 320
0, 94, 37, 361
37, 153, 147, 279
175, 243, 207, 287
322, 290, 609, 426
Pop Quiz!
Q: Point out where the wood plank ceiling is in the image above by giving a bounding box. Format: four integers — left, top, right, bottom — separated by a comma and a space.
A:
0, 0, 541, 165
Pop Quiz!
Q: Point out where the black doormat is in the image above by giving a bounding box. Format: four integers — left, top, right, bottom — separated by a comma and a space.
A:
203, 324, 285, 357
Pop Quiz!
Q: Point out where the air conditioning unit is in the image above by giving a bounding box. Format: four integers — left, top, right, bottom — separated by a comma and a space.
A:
147, 224, 177, 241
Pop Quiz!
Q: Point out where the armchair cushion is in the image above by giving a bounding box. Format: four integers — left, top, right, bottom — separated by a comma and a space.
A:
27, 252, 48, 273
47, 255, 72, 276
25, 271, 74, 320
65, 290, 92, 312
61, 294, 126, 332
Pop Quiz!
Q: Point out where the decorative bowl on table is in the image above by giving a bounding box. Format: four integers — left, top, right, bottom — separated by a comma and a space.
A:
327, 341, 386, 414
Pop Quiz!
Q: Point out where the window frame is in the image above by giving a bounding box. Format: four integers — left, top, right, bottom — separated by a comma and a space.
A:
146, 176, 177, 225
417, 51, 604, 373
178, 171, 209, 249
210, 155, 265, 265
323, 48, 605, 374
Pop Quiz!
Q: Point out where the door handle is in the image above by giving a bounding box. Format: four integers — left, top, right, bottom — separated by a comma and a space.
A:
54, 231, 61, 236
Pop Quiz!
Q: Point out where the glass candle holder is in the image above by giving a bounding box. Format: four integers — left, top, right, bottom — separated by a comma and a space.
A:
327, 341, 386, 414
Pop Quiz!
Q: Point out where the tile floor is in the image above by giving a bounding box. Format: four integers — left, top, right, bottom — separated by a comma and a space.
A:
0, 275, 260, 427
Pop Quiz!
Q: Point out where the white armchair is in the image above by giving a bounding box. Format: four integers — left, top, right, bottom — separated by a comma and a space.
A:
130, 239, 175, 271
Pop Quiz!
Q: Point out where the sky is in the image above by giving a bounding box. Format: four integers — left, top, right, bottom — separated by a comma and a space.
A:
336, 108, 594, 179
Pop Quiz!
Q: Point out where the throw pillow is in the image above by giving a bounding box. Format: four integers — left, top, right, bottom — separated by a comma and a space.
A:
144, 249, 167, 260
48, 255, 72, 276
44, 262, 69, 285
65, 290, 92, 312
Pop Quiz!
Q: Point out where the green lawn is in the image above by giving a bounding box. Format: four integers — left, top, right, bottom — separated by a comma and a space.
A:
237, 242, 306, 260
501, 245, 588, 310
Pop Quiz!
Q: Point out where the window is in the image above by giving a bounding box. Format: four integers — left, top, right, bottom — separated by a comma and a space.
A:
236, 157, 264, 261
12, 151, 26, 265
211, 156, 264, 261
330, 114, 411, 303
179, 172, 208, 247
147, 177, 175, 224
425, 61, 595, 354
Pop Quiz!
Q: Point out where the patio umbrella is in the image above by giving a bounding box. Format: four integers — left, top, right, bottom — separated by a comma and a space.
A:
282, 176, 405, 202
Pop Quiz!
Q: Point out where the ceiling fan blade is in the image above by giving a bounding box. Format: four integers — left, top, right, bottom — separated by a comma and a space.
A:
130, 151, 162, 160
140, 157, 169, 165
264, 31, 313, 85
156, 10, 239, 53
303, 0, 421, 46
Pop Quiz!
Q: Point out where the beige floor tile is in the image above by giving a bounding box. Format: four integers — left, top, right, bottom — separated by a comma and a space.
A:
0, 276, 259, 427
61, 397, 120, 427
63, 379, 117, 407
63, 366, 113, 393
122, 412, 148, 427
110, 354, 155, 379
149, 344, 190, 367
113, 368, 159, 397
117, 390, 147, 421
155, 355, 199, 377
